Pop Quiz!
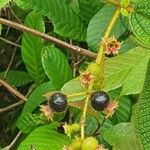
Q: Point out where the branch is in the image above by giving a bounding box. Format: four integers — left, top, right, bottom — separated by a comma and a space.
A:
0, 37, 21, 47
95, 8, 121, 65
7, 131, 22, 150
0, 79, 27, 101
0, 18, 97, 59
4, 36, 21, 78
80, 8, 121, 140
0, 101, 24, 113
0, 82, 35, 113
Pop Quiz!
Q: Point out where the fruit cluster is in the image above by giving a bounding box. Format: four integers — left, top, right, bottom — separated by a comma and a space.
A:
48, 90, 110, 113
43, 91, 112, 150
64, 136, 105, 150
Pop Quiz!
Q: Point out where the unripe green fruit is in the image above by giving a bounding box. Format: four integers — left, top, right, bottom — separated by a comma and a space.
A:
87, 63, 101, 77
70, 139, 82, 150
81, 137, 99, 150
70, 123, 80, 134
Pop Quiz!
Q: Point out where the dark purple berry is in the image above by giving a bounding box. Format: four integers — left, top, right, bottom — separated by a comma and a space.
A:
90, 91, 110, 111
49, 93, 67, 112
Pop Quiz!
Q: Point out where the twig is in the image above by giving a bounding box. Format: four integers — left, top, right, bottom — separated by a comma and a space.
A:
5, 9, 11, 36
0, 101, 24, 113
0, 37, 21, 47
92, 117, 106, 136
4, 36, 22, 78
7, 131, 22, 150
0, 84, 35, 113
4, 47, 17, 77
0, 79, 27, 101
80, 8, 121, 140
9, 7, 22, 24
0, 18, 97, 58
73, 57, 85, 67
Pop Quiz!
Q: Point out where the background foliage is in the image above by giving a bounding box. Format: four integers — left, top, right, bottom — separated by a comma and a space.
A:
0, 0, 150, 149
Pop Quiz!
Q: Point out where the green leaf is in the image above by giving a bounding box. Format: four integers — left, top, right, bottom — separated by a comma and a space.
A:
17, 81, 55, 132
121, 54, 149, 95
61, 47, 150, 103
18, 123, 71, 150
21, 11, 46, 84
21, 81, 55, 114
65, 0, 80, 16
42, 46, 72, 89
15, 0, 35, 9
0, 70, 33, 87
15, 0, 86, 41
87, 5, 125, 52
109, 89, 131, 123
121, 0, 130, 7
34, 0, 86, 41
103, 123, 140, 150
132, 61, 150, 149
61, 77, 86, 102
17, 113, 45, 134
78, 0, 104, 22
104, 47, 150, 94
115, 97, 131, 123
0, 0, 11, 9
85, 115, 113, 136
129, 0, 150, 47
119, 37, 137, 54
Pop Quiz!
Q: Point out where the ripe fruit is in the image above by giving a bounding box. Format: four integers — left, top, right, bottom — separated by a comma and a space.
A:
90, 91, 110, 111
49, 92, 67, 112
81, 137, 99, 150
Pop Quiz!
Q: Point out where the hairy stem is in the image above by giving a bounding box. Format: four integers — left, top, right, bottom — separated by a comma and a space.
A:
80, 7, 121, 140
106, 0, 134, 13
80, 78, 95, 140
95, 8, 121, 65
67, 92, 86, 98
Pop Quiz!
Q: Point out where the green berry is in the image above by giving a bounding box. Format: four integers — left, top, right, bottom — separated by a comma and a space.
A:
87, 63, 101, 77
70, 139, 82, 150
70, 123, 80, 134
49, 92, 67, 112
81, 137, 99, 150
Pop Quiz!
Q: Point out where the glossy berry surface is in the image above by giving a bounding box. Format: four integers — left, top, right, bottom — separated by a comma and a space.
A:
49, 93, 67, 112
90, 91, 110, 111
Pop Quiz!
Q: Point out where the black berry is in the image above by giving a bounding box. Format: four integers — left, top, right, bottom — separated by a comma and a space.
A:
90, 91, 110, 111
49, 93, 68, 112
